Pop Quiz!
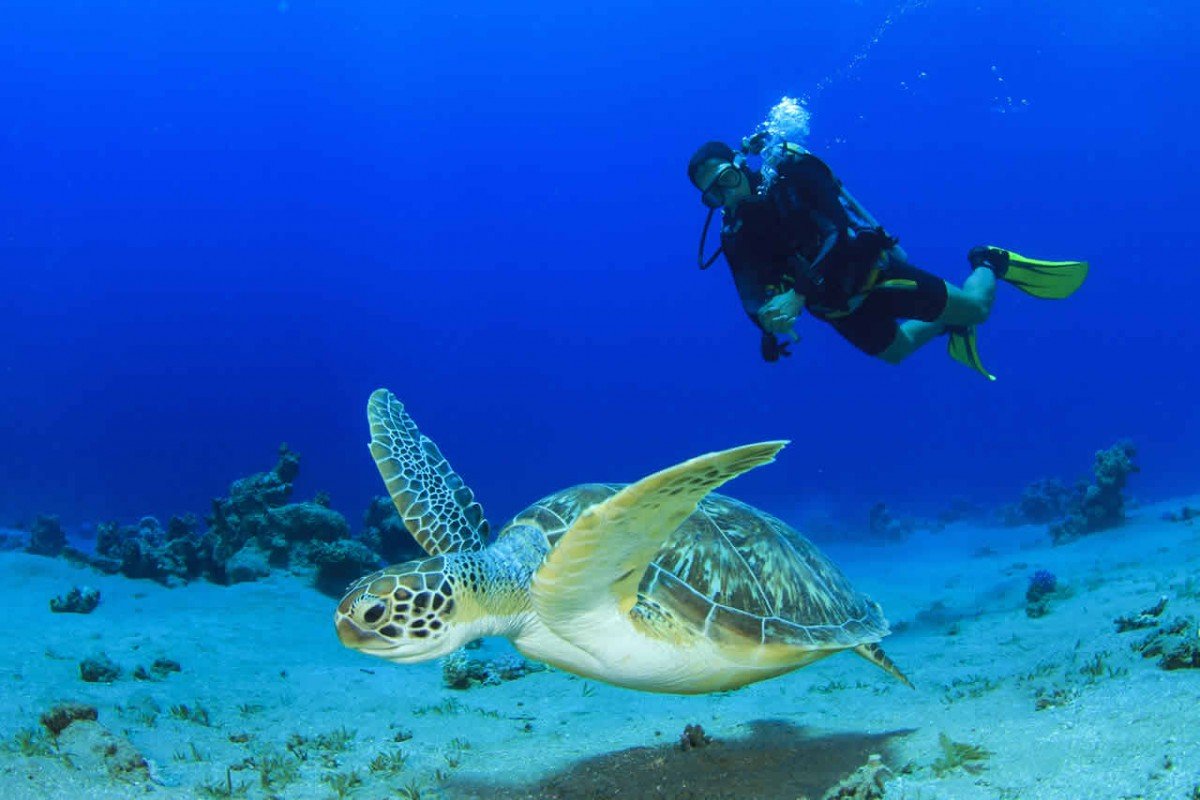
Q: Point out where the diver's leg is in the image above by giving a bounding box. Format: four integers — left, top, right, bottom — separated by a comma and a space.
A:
938, 269, 996, 327
877, 320, 945, 364
857, 262, 957, 364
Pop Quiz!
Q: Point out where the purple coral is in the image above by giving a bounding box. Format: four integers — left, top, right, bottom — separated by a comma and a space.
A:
1026, 570, 1057, 603
1025, 570, 1059, 618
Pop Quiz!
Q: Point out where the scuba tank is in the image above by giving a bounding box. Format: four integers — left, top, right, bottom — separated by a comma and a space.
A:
762, 140, 907, 262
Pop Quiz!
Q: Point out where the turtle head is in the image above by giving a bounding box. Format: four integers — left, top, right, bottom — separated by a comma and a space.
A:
335, 555, 483, 663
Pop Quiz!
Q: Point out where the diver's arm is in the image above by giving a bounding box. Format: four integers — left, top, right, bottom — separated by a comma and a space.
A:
735, 268, 802, 361
838, 185, 878, 228
729, 261, 773, 331
806, 211, 840, 274
757, 290, 802, 338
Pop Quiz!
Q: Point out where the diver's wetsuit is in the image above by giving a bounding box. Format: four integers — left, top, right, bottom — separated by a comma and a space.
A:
720, 150, 948, 356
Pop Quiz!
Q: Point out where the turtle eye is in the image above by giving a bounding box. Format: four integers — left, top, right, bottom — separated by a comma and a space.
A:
362, 602, 386, 625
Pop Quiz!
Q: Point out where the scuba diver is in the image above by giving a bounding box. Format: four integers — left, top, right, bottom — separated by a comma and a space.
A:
687, 135, 1089, 379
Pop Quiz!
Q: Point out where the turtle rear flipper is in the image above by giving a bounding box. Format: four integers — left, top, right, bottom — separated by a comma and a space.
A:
531, 441, 786, 646
368, 389, 489, 555
853, 642, 914, 688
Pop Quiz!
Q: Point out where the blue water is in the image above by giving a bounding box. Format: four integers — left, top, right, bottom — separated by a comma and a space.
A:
2, 0, 1196, 531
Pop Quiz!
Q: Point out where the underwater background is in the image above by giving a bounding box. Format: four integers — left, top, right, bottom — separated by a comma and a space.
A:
2, 2, 1200, 799
2, 0, 1197, 531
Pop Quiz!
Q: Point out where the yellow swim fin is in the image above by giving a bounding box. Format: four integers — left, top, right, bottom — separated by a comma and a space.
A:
947, 325, 996, 381
969, 246, 1089, 300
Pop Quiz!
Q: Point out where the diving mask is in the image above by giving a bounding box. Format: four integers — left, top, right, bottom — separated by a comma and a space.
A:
699, 163, 743, 209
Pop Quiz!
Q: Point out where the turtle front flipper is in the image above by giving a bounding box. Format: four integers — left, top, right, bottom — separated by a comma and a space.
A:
531, 441, 787, 645
367, 389, 489, 555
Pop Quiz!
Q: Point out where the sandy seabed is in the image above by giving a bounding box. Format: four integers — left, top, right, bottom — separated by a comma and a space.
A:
1, 496, 1198, 800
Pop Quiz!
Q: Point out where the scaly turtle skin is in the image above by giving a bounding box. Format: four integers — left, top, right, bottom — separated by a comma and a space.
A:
335, 389, 910, 694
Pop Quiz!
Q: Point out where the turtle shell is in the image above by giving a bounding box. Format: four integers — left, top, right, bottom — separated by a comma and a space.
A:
502, 484, 888, 650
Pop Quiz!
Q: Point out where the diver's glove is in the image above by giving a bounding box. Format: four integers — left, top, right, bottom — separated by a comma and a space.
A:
760, 332, 793, 363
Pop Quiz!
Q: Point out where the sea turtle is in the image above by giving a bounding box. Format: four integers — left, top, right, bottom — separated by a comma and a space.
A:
335, 389, 911, 694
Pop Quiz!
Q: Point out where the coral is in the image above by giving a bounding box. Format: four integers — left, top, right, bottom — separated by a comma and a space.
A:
1080, 440, 1138, 526
1046, 509, 1086, 542
941, 674, 1000, 703
1033, 686, 1076, 711
821, 753, 891, 800
936, 497, 980, 526
930, 732, 990, 776
441, 650, 544, 689
1114, 596, 1168, 632
92, 514, 209, 586
164, 514, 198, 540
40, 703, 99, 736
1025, 570, 1057, 602
360, 496, 424, 564
485, 654, 543, 682
224, 541, 273, 584
1049, 440, 1138, 544
50, 586, 101, 614
1130, 616, 1200, 671
254, 748, 301, 791
896, 599, 978, 635
867, 502, 912, 542
26, 514, 67, 557
1024, 570, 1059, 618
6, 727, 57, 757
271, 502, 349, 543
442, 650, 488, 690
1160, 639, 1200, 670
306, 539, 382, 597
195, 768, 250, 798
79, 653, 121, 683
80, 446, 364, 592
679, 723, 712, 751
45, 444, 385, 595
1077, 650, 1128, 682
206, 446, 356, 585
1003, 478, 1075, 526
322, 770, 364, 799
56, 719, 149, 780
168, 703, 212, 726
207, 445, 302, 562
1163, 505, 1199, 523
368, 747, 409, 775
0, 529, 25, 551
396, 780, 425, 800
132, 658, 181, 681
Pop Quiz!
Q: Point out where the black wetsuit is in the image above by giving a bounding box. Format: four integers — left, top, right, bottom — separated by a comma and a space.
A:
720, 150, 948, 356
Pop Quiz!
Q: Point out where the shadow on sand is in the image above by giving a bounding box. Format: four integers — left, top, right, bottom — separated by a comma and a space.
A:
447, 719, 915, 800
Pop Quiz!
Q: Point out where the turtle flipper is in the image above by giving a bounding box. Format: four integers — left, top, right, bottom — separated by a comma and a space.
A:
531, 442, 787, 641
853, 642, 914, 688
367, 389, 489, 556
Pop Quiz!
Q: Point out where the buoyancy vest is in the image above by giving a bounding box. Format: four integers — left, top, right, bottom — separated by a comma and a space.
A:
754, 143, 898, 317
